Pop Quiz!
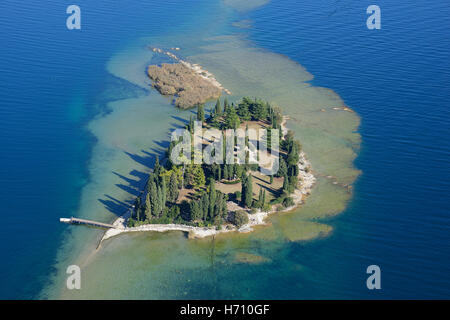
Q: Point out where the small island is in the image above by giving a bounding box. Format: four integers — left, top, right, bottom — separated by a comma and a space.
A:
147, 47, 231, 109
102, 97, 315, 242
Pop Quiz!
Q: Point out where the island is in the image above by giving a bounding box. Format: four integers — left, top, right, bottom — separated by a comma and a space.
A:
147, 47, 231, 109
147, 63, 222, 109
101, 96, 315, 242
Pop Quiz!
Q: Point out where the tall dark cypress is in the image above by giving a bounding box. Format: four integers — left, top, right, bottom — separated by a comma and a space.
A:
197, 104, 205, 122
245, 174, 253, 208
169, 172, 178, 202
282, 173, 289, 194
208, 178, 216, 217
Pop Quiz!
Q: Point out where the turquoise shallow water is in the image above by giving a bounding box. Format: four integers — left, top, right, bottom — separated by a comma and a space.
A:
0, 0, 449, 299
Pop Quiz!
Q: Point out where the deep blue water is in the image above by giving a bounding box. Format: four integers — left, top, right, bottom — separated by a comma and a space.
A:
1, 0, 449, 299
245, 0, 450, 298
0, 0, 218, 299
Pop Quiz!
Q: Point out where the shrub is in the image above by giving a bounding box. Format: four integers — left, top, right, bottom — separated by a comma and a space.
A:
221, 179, 241, 185
282, 196, 294, 208
233, 210, 249, 228
270, 196, 285, 205
127, 218, 136, 227
251, 200, 260, 209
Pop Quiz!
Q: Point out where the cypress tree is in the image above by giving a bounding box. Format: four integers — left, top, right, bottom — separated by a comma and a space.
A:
157, 185, 164, 217
235, 164, 243, 180
154, 156, 161, 176
145, 172, 154, 193
245, 124, 249, 147
287, 142, 299, 166
277, 158, 287, 177
246, 174, 253, 208
198, 199, 203, 221
282, 173, 289, 194
161, 177, 167, 208
190, 201, 200, 221
202, 194, 209, 221
241, 174, 253, 208
269, 175, 273, 184
208, 178, 216, 219
134, 197, 141, 221
222, 132, 227, 163
223, 165, 228, 180
215, 99, 222, 115
188, 115, 194, 133
169, 171, 179, 202
149, 181, 158, 216
145, 192, 151, 221
221, 194, 228, 219
224, 98, 229, 112
197, 104, 205, 122
262, 190, 266, 207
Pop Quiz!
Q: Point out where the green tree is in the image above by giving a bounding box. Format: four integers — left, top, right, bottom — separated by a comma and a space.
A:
156, 185, 163, 217
201, 193, 210, 221
225, 106, 240, 129
194, 166, 206, 188
134, 197, 141, 221
217, 165, 222, 180
276, 157, 287, 177
241, 174, 253, 208
144, 192, 151, 220
168, 171, 179, 202
288, 175, 298, 193
161, 177, 167, 207
283, 196, 294, 208
282, 173, 289, 194
233, 210, 249, 228
235, 164, 243, 180
208, 178, 216, 220
197, 104, 205, 122
214, 99, 222, 116
287, 142, 299, 166
185, 164, 206, 188
190, 200, 201, 221
224, 98, 229, 112
237, 101, 251, 121
154, 156, 161, 176
149, 181, 158, 216
188, 115, 195, 133
223, 165, 229, 180
220, 194, 228, 219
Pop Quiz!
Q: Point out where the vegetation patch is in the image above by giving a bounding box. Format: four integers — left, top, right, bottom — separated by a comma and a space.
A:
147, 63, 222, 109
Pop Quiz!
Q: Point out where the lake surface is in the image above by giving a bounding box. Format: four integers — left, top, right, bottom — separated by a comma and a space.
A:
0, 0, 448, 299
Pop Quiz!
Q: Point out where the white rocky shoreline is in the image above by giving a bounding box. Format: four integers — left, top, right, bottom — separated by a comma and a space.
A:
100, 117, 316, 245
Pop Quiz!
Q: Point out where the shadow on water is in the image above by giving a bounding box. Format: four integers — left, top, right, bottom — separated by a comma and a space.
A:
98, 194, 133, 216
98, 136, 173, 216
171, 115, 189, 125
96, 107, 190, 216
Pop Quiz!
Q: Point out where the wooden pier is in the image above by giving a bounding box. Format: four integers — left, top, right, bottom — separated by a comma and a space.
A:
60, 217, 115, 229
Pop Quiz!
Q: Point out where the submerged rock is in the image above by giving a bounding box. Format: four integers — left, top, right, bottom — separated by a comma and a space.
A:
234, 252, 271, 264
